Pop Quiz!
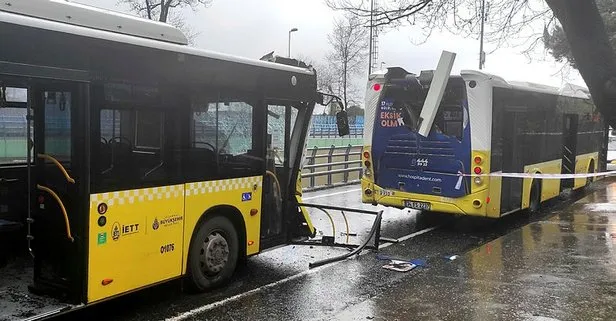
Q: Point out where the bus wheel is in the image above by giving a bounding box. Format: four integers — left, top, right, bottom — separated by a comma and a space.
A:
586, 161, 595, 187
529, 180, 541, 213
186, 216, 239, 292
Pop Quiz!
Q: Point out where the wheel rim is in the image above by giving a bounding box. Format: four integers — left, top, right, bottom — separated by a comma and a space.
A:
199, 231, 230, 276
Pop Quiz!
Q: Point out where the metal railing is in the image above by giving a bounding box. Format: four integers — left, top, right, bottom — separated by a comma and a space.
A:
301, 144, 363, 190
309, 126, 363, 138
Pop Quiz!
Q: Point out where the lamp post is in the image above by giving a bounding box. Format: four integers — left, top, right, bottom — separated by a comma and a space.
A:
380, 61, 386, 70
479, 0, 486, 69
288, 28, 298, 58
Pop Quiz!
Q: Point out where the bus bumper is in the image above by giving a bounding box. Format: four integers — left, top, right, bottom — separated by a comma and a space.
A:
361, 178, 491, 217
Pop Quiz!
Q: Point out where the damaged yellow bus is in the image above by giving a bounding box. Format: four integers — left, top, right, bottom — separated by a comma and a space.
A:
361, 65, 607, 217
0, 1, 335, 319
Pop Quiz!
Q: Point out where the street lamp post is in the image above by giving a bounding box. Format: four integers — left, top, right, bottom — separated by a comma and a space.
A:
380, 61, 386, 70
479, 0, 486, 69
288, 28, 298, 58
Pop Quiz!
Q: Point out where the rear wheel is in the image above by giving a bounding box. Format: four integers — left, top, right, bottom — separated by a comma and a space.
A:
186, 216, 239, 292
586, 160, 595, 187
529, 179, 542, 213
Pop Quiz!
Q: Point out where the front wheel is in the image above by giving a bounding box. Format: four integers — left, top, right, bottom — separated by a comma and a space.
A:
186, 216, 239, 292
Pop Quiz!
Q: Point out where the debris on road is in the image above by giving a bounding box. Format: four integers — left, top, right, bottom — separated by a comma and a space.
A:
382, 260, 416, 272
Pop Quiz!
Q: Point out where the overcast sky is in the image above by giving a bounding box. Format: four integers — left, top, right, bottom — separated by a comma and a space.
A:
75, 0, 585, 91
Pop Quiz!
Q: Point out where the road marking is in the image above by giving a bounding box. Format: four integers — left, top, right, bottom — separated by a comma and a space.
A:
164, 224, 439, 321
302, 188, 361, 200
378, 225, 439, 249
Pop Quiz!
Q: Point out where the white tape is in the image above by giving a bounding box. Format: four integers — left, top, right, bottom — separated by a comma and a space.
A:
454, 172, 463, 189
454, 170, 616, 179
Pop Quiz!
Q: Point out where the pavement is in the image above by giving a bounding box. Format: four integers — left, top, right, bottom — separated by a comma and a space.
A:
59, 178, 616, 321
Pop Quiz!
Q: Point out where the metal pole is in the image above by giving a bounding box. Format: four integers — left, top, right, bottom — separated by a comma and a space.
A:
368, 0, 374, 75
288, 31, 291, 58
479, 0, 485, 70
288, 28, 298, 58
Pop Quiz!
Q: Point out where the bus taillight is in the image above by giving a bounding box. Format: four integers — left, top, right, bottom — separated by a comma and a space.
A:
364, 160, 371, 167
373, 83, 381, 91
363, 151, 370, 159
474, 156, 482, 165
473, 166, 482, 175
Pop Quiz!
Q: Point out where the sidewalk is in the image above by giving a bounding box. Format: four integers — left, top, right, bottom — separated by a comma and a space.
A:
333, 181, 616, 321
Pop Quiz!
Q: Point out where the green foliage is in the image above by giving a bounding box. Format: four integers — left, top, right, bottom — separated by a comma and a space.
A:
544, 0, 616, 68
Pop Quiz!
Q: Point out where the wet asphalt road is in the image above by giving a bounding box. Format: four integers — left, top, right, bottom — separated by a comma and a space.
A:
58, 179, 616, 321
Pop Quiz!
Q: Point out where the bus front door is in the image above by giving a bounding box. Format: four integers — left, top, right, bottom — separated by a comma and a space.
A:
29, 82, 86, 302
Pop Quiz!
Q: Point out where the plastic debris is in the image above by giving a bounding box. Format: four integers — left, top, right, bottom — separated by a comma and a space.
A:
382, 260, 416, 272
445, 255, 458, 261
376, 254, 428, 268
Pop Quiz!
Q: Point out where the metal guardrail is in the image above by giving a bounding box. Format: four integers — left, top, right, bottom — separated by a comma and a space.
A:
302, 144, 363, 190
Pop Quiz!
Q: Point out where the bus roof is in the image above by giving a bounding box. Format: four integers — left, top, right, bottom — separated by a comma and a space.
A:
461, 69, 590, 99
0, 0, 315, 77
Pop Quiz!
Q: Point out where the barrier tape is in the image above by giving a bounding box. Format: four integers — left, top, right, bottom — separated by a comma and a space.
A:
453, 170, 616, 179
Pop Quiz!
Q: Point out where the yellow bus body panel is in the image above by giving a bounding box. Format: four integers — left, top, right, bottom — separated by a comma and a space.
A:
521, 159, 562, 209
87, 184, 185, 303
574, 152, 598, 189
182, 176, 263, 275
87, 176, 264, 303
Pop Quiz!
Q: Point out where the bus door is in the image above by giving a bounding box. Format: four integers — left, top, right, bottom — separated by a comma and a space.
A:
561, 114, 578, 190
30, 81, 86, 301
501, 111, 525, 213
262, 102, 298, 243
0, 80, 32, 272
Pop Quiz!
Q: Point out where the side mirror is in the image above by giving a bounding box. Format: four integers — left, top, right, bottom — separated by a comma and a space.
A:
336, 108, 350, 137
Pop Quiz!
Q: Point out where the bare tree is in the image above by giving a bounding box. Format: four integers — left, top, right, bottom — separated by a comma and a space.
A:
327, 0, 616, 126
327, 14, 369, 109
120, 0, 212, 44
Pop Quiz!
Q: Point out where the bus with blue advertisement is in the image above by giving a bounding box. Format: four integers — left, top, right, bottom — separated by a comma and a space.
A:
361, 66, 607, 217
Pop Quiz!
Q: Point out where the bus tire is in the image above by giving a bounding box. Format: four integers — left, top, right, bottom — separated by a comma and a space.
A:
186, 215, 239, 292
586, 160, 595, 187
529, 179, 542, 213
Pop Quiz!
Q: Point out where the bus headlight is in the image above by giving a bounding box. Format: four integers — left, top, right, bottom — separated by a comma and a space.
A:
474, 176, 483, 185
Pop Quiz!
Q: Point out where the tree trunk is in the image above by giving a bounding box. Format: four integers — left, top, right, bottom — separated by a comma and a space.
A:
159, 0, 169, 22
145, 0, 152, 19
545, 0, 616, 127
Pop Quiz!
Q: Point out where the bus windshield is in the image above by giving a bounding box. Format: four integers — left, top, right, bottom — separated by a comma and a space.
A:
380, 78, 466, 140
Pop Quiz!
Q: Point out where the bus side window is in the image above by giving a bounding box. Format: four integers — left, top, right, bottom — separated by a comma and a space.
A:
188, 100, 218, 181
216, 98, 263, 178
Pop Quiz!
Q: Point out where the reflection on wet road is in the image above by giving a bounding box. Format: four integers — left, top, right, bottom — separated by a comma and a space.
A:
62, 179, 616, 321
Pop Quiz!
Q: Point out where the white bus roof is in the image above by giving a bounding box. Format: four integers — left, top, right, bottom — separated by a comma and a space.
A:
1, 0, 188, 45
0, 0, 315, 76
461, 69, 590, 99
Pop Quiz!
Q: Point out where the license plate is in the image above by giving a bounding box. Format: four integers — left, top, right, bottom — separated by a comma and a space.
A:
404, 200, 431, 211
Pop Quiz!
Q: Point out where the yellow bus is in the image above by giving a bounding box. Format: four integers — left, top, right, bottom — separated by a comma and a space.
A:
361, 67, 607, 218
0, 1, 336, 319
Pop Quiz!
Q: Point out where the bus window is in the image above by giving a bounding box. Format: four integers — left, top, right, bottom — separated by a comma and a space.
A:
189, 95, 263, 180
217, 101, 253, 156
95, 108, 169, 191
44, 91, 72, 162
0, 87, 32, 164
266, 104, 298, 167
188, 100, 218, 181
135, 111, 163, 149
383, 79, 465, 139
